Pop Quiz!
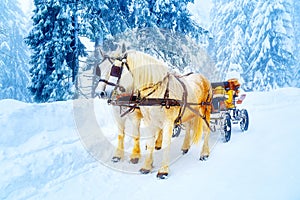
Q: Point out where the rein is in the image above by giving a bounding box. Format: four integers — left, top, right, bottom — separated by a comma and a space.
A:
98, 78, 126, 92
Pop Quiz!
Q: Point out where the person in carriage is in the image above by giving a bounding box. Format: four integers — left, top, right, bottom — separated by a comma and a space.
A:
211, 78, 241, 112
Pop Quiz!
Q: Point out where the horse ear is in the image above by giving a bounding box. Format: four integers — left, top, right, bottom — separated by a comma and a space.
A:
121, 43, 126, 53
97, 47, 105, 58
95, 65, 101, 77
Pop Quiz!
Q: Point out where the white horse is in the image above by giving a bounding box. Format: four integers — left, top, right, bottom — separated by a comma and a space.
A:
96, 50, 164, 164
104, 50, 212, 179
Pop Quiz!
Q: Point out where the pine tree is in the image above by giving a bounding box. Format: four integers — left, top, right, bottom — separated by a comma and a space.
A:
0, 1, 31, 102
128, 0, 156, 28
245, 0, 295, 91
210, 0, 255, 83
26, 0, 85, 102
80, 0, 132, 54
79, 0, 214, 89
294, 0, 300, 87
211, 0, 296, 91
151, 0, 202, 38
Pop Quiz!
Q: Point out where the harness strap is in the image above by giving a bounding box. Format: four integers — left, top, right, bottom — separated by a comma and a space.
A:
98, 78, 125, 92
120, 105, 139, 117
185, 85, 213, 131
173, 75, 188, 125
113, 94, 212, 131
138, 74, 170, 102
186, 104, 213, 132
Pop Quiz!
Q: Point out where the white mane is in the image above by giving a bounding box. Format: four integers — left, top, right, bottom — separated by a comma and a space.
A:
125, 50, 169, 90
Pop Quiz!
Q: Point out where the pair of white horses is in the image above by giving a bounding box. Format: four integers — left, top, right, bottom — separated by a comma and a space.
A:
97, 48, 212, 179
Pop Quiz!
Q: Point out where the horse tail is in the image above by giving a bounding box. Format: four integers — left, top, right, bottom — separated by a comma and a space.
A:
191, 115, 203, 144
191, 75, 212, 144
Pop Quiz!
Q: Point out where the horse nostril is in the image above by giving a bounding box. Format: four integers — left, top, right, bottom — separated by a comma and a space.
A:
99, 91, 107, 98
119, 86, 126, 93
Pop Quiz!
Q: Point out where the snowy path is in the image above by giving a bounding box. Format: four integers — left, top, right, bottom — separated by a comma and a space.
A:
1, 88, 300, 200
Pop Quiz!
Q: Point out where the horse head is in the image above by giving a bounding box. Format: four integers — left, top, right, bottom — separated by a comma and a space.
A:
96, 46, 133, 100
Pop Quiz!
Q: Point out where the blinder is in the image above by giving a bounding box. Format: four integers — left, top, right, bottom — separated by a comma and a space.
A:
110, 65, 123, 78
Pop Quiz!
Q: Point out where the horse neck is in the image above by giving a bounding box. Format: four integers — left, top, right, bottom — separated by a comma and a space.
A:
126, 51, 169, 91
118, 65, 134, 93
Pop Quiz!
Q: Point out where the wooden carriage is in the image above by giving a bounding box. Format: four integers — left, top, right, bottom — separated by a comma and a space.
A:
210, 78, 249, 142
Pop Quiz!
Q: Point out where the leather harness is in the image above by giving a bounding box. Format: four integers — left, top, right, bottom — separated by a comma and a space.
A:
100, 54, 212, 129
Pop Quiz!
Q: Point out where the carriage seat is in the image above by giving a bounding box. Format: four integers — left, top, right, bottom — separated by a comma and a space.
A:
211, 78, 241, 112
211, 86, 227, 112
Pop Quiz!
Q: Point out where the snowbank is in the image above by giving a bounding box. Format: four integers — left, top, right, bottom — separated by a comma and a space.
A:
1, 88, 300, 200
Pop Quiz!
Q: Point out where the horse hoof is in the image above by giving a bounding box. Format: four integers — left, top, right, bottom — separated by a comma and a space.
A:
139, 168, 151, 174
182, 149, 189, 155
157, 172, 168, 179
155, 146, 161, 150
130, 158, 139, 164
199, 155, 209, 161
111, 156, 121, 163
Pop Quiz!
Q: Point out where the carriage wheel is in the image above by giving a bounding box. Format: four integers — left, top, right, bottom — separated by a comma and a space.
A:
223, 113, 231, 142
240, 109, 249, 131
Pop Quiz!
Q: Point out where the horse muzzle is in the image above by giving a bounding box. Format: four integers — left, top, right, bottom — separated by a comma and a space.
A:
97, 91, 112, 99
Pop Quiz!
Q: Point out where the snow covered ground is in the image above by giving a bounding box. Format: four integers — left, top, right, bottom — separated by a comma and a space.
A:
1, 88, 300, 200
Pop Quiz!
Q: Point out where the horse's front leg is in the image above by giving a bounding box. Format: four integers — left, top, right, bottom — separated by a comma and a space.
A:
155, 129, 163, 150
129, 111, 142, 164
157, 120, 174, 179
112, 120, 125, 162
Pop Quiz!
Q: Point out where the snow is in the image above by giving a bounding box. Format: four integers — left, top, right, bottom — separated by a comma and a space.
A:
18, 0, 33, 15
1, 88, 300, 199
187, 0, 212, 28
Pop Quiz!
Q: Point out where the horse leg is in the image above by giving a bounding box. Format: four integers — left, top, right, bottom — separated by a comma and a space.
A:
130, 137, 141, 164
200, 128, 210, 161
155, 129, 163, 150
200, 107, 211, 161
157, 120, 173, 179
130, 111, 142, 164
181, 121, 192, 154
139, 135, 155, 174
112, 121, 125, 162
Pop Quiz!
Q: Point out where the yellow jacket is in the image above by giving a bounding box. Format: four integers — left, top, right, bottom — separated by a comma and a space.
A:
225, 89, 235, 109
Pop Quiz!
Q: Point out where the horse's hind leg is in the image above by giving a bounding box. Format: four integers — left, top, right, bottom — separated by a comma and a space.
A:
200, 107, 211, 161
139, 131, 156, 174
200, 128, 210, 160
181, 121, 191, 154
140, 123, 163, 174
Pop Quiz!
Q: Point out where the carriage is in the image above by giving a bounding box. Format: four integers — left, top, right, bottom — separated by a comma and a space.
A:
210, 78, 249, 142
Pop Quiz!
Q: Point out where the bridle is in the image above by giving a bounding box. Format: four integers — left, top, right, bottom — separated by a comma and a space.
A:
98, 53, 130, 96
